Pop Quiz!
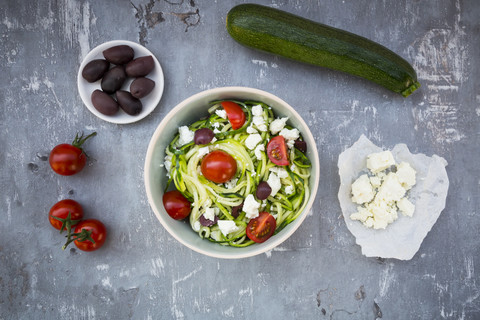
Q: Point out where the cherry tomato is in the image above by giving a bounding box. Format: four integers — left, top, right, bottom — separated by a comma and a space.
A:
267, 135, 289, 166
73, 219, 107, 252
246, 212, 276, 243
201, 150, 237, 183
163, 190, 192, 220
221, 101, 246, 130
48, 199, 84, 232
49, 132, 96, 176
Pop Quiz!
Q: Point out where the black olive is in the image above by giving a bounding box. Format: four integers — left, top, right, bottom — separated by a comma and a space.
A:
194, 128, 215, 145
256, 181, 272, 200
294, 139, 307, 153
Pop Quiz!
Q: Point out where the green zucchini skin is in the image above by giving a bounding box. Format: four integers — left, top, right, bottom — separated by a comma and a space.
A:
226, 4, 420, 97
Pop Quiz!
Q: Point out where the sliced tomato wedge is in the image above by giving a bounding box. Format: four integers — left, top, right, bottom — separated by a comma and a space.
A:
246, 212, 276, 243
221, 101, 246, 130
267, 136, 289, 166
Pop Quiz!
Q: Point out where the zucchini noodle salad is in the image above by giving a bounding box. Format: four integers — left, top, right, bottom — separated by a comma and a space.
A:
162, 100, 311, 247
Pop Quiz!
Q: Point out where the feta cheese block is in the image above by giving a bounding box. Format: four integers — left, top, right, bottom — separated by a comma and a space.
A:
367, 150, 395, 173
269, 117, 288, 135
351, 174, 375, 204
396, 162, 416, 190
279, 128, 300, 148
245, 133, 263, 150
203, 207, 216, 221
178, 126, 194, 146
243, 194, 260, 219
267, 172, 282, 197
397, 197, 415, 217
254, 144, 265, 159
376, 172, 406, 202
218, 220, 239, 236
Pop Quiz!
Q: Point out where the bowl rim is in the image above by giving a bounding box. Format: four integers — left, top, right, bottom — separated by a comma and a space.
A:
144, 86, 320, 259
77, 39, 165, 124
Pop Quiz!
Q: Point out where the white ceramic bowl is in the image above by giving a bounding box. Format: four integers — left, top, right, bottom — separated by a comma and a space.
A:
144, 87, 320, 259
77, 40, 164, 124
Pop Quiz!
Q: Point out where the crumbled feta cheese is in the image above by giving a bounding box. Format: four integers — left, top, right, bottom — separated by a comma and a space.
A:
397, 197, 415, 217
193, 221, 201, 231
376, 172, 406, 202
197, 146, 210, 158
290, 164, 296, 172
212, 122, 220, 128
279, 128, 300, 148
243, 194, 260, 219
213, 128, 221, 134
350, 151, 417, 230
367, 151, 395, 173
245, 133, 263, 150
396, 162, 416, 190
267, 172, 282, 197
224, 178, 238, 189
215, 109, 227, 119
252, 105, 264, 116
178, 126, 194, 146
203, 207, 216, 221
351, 174, 375, 204
252, 115, 268, 132
164, 155, 172, 172
269, 166, 288, 179
251, 171, 256, 177
246, 125, 258, 134
350, 206, 372, 222
285, 185, 294, 195
269, 117, 288, 135
254, 144, 265, 159
218, 220, 239, 236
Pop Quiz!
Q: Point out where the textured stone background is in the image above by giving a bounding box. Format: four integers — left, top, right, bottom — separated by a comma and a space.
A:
1, 0, 479, 319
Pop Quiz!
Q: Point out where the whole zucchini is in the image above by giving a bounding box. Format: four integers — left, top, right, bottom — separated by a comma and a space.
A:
226, 4, 420, 97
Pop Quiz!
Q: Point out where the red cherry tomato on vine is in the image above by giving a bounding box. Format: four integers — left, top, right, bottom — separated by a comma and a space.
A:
72, 219, 107, 252
163, 190, 192, 220
49, 199, 84, 232
221, 101, 246, 130
246, 212, 276, 243
49, 132, 96, 176
267, 135, 289, 166
201, 150, 237, 183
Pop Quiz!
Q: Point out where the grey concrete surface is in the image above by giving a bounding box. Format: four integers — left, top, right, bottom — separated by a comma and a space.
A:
1, 0, 479, 319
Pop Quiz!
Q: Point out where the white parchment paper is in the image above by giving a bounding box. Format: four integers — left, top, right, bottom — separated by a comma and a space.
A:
338, 135, 449, 260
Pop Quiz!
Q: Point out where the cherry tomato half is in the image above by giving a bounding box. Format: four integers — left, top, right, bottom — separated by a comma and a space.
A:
267, 136, 289, 166
201, 150, 237, 183
49, 199, 84, 231
221, 101, 246, 130
163, 190, 192, 220
49, 132, 96, 176
246, 212, 276, 243
73, 219, 107, 252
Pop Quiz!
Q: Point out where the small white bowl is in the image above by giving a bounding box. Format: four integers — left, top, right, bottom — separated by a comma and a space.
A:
144, 87, 320, 259
77, 40, 164, 124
